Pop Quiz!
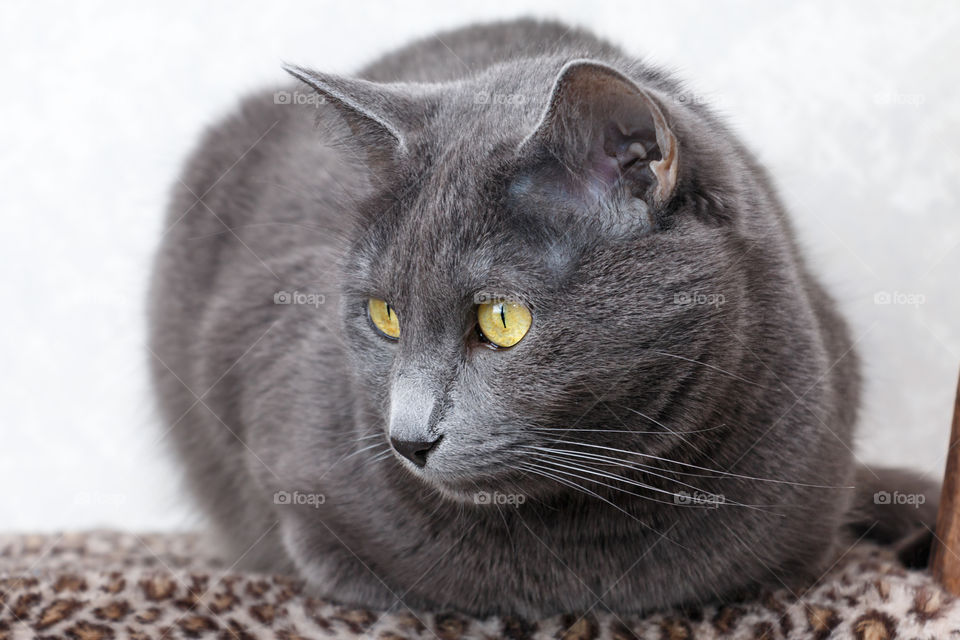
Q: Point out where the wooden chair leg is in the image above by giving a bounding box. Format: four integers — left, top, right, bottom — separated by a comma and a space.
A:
931, 369, 960, 593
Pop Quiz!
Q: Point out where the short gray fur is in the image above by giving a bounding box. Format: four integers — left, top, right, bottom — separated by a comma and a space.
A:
149, 19, 937, 617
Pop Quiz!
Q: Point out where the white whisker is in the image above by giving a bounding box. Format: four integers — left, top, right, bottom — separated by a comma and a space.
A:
529, 423, 728, 435
524, 459, 687, 508
529, 449, 769, 510
370, 449, 395, 464
343, 441, 388, 461
647, 350, 770, 388
518, 462, 649, 516
528, 442, 848, 489
531, 453, 737, 508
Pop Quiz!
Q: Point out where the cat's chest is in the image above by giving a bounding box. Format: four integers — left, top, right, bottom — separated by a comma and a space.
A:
327, 498, 718, 613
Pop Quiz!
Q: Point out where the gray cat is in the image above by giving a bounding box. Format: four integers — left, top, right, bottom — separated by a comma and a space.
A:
149, 19, 938, 618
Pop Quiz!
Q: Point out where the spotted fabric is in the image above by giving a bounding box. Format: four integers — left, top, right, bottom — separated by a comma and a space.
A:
0, 531, 957, 639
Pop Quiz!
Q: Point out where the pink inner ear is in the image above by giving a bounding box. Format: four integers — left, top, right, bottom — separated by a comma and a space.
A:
603, 119, 661, 168
575, 116, 661, 201
589, 134, 625, 187
529, 61, 679, 206
517, 60, 680, 214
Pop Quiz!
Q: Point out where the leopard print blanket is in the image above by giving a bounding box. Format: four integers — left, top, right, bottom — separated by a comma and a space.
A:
0, 531, 957, 639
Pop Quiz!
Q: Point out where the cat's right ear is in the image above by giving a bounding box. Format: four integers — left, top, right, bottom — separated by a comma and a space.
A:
516, 60, 681, 228
283, 64, 427, 171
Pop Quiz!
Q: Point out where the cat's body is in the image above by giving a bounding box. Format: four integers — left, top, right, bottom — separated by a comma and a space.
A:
149, 19, 935, 617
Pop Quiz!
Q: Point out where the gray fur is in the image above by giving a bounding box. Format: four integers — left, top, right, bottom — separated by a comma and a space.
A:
149, 19, 937, 617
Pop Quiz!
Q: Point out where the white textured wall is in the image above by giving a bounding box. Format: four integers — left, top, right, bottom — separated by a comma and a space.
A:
1, 0, 957, 531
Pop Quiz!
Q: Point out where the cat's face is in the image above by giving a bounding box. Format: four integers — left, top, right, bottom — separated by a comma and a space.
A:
288, 60, 741, 502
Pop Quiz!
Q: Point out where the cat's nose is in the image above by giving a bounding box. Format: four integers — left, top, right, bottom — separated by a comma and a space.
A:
388, 375, 442, 467
390, 435, 442, 467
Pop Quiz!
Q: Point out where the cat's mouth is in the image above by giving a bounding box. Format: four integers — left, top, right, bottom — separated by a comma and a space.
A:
383, 432, 542, 504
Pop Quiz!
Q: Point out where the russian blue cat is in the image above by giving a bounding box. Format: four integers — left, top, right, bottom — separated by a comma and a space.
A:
149, 19, 936, 617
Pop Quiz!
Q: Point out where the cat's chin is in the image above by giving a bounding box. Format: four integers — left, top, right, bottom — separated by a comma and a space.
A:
430, 483, 492, 505
407, 469, 540, 506
429, 482, 533, 507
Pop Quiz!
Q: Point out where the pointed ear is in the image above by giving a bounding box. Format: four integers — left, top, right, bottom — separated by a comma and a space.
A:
519, 60, 679, 213
283, 64, 425, 169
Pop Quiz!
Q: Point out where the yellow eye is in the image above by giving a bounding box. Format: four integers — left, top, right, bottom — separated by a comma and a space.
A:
368, 298, 400, 339
477, 301, 532, 348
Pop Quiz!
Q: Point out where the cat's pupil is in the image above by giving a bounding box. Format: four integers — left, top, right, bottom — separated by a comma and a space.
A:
499, 305, 507, 328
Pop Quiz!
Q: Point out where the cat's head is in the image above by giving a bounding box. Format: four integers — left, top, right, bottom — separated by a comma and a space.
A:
286, 59, 751, 504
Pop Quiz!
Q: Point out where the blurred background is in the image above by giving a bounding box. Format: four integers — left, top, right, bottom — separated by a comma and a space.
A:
1, 0, 957, 531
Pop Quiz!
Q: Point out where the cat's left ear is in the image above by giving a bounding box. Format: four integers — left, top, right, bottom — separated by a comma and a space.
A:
519, 60, 679, 213
283, 64, 426, 170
